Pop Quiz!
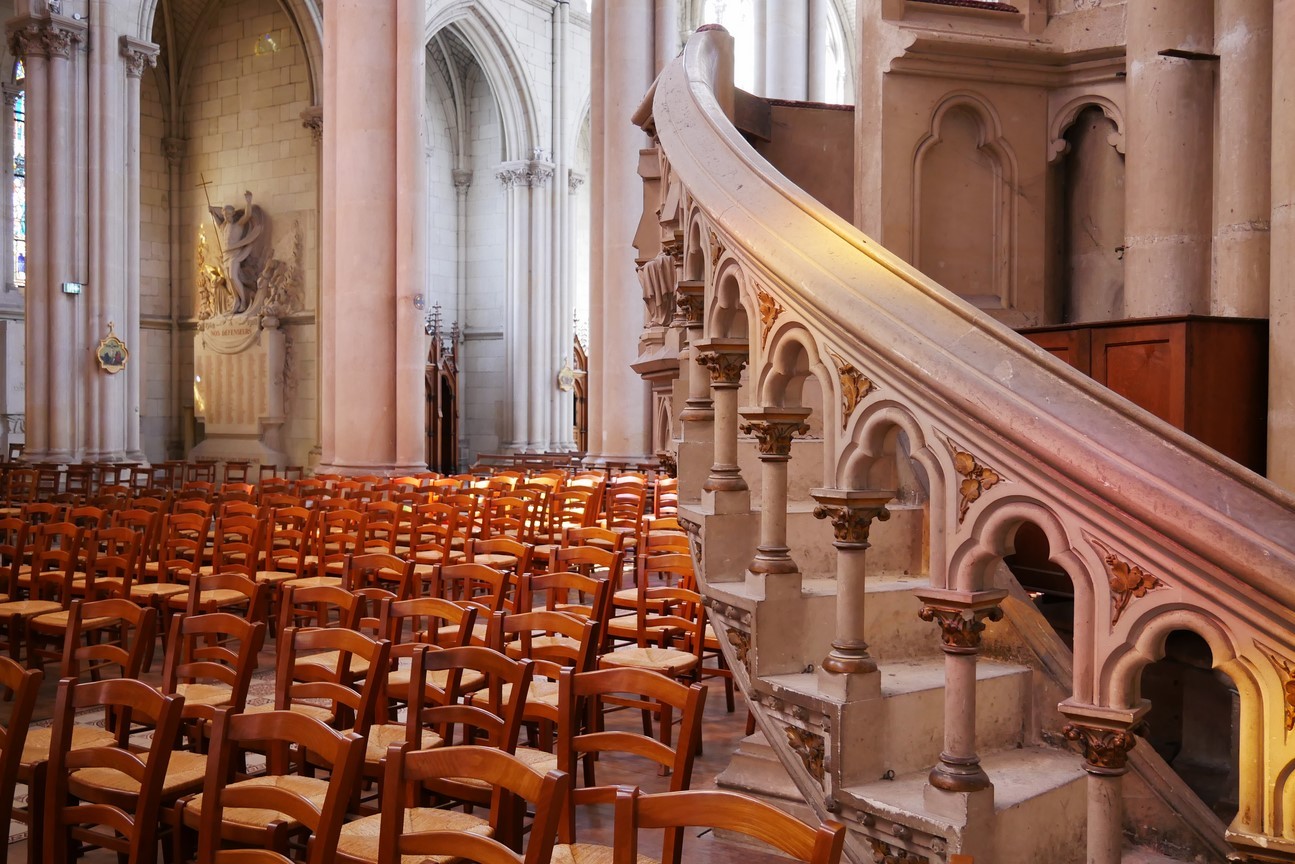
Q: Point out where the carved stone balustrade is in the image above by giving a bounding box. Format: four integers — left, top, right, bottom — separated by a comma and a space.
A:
739, 406, 812, 579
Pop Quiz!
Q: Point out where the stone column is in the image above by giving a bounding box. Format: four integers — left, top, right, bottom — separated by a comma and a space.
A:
1213, 0, 1273, 318
7, 24, 49, 460
655, 0, 679, 74
675, 281, 711, 501
317, 0, 427, 475
121, 37, 158, 464
1059, 701, 1148, 864
1123, 0, 1214, 316
738, 407, 810, 577
163, 136, 185, 458
764, 0, 808, 101
453, 168, 471, 463
694, 338, 748, 512
917, 589, 1006, 798
1270, 0, 1295, 490
807, 0, 830, 102
0, 87, 15, 294
812, 488, 892, 700
589, 0, 655, 463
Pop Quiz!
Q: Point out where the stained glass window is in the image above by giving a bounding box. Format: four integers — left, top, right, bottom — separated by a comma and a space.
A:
13, 61, 24, 290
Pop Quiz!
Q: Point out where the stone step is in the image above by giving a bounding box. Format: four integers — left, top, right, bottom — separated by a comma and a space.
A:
762, 658, 1032, 783
840, 746, 1088, 864
714, 731, 819, 823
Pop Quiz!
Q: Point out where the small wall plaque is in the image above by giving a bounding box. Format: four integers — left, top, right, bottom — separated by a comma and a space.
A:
96, 322, 128, 374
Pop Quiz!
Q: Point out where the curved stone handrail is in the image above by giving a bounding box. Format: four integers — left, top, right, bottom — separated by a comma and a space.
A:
649, 27, 1295, 854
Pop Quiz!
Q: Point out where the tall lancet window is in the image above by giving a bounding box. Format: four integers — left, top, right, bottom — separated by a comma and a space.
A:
12, 61, 24, 290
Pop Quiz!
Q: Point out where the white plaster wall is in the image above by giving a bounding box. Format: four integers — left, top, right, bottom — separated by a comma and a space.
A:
139, 69, 173, 461
426, 57, 458, 317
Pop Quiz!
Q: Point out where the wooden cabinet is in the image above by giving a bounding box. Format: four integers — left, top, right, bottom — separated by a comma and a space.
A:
1019, 316, 1268, 474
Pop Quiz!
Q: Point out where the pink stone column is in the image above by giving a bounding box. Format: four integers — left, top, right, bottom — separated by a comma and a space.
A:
7, 24, 50, 460
1213, 0, 1272, 318
317, 0, 427, 476
588, 0, 655, 464
45, 21, 80, 462
1059, 701, 1148, 864
1123, 0, 1214, 316
1269, 0, 1295, 490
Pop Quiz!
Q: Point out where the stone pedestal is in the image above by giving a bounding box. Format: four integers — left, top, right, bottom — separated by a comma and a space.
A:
190, 315, 287, 466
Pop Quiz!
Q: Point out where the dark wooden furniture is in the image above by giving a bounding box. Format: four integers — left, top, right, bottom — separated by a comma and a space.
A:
1020, 316, 1268, 473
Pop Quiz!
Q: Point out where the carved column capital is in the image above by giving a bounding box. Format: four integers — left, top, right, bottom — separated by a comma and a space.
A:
568, 171, 586, 193
300, 106, 323, 144
452, 169, 473, 190
1058, 699, 1149, 776
119, 36, 159, 79
916, 588, 1008, 655
40, 20, 84, 59
693, 338, 748, 388
675, 279, 705, 327
738, 407, 811, 459
1063, 724, 1137, 774
810, 488, 894, 548
7, 24, 43, 60
497, 159, 556, 188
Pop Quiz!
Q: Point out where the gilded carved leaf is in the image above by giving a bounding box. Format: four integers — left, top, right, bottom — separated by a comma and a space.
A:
941, 435, 1006, 523
755, 285, 783, 347
1259, 643, 1295, 733
1089, 537, 1166, 628
828, 350, 875, 430
784, 725, 825, 781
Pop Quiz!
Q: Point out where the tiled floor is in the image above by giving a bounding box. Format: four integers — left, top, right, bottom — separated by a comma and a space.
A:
6, 644, 799, 863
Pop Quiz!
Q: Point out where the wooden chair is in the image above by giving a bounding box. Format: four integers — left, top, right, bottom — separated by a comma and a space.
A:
160, 612, 267, 720
551, 667, 706, 864
43, 676, 193, 864
335, 745, 569, 864
0, 522, 82, 665
178, 571, 269, 623
184, 707, 364, 863
245, 625, 389, 730
408, 502, 465, 585
613, 788, 846, 864
599, 583, 707, 701
652, 477, 679, 518
277, 582, 362, 633
314, 507, 366, 582
0, 515, 25, 603
345, 551, 416, 598
0, 656, 42, 862
436, 562, 510, 643
378, 596, 480, 701
467, 535, 534, 580
59, 597, 157, 681
497, 609, 598, 754
607, 552, 693, 647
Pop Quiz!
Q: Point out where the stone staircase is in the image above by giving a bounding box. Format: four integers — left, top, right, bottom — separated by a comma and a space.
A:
629, 26, 1295, 864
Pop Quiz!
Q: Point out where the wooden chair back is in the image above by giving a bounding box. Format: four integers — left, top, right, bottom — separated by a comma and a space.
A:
161, 612, 267, 720
345, 552, 414, 598
277, 582, 362, 632
60, 597, 156, 680
0, 655, 41, 859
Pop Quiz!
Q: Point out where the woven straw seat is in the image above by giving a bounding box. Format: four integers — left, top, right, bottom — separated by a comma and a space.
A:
337, 808, 491, 864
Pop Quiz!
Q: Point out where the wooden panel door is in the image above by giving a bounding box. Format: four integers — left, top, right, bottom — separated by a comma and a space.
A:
1089, 323, 1187, 427
1022, 328, 1091, 373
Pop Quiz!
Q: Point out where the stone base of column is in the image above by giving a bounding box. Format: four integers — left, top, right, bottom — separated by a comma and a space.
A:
702, 486, 750, 514
816, 663, 880, 701
314, 460, 427, 477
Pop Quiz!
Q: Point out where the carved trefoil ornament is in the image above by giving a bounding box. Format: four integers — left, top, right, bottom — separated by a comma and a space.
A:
785, 725, 826, 781
828, 350, 875, 431
1258, 644, 1295, 732
755, 284, 784, 347
940, 434, 1005, 523
1088, 535, 1166, 627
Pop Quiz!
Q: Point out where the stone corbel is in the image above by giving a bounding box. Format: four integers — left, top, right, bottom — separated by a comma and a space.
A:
300, 106, 323, 144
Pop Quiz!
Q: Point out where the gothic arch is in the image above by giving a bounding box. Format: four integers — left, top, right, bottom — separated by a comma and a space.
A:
1048, 95, 1126, 164
912, 92, 1018, 311
137, 0, 323, 104
706, 255, 752, 341
1101, 606, 1245, 708
426, 1, 541, 159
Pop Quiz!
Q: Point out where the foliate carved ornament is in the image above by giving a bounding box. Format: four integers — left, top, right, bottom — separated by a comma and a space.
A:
675, 290, 704, 327
727, 626, 751, 674
7, 26, 42, 61
1088, 535, 1166, 627
828, 350, 875, 431
1063, 724, 1137, 773
868, 840, 926, 864
738, 407, 812, 459
695, 341, 748, 387
568, 171, 586, 193
39, 23, 82, 59
708, 228, 725, 269
1258, 644, 1295, 732
784, 726, 825, 781
162, 137, 185, 167
119, 36, 159, 79
940, 434, 1005, 523
300, 107, 323, 144
810, 488, 895, 549
755, 284, 784, 347
497, 159, 555, 189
